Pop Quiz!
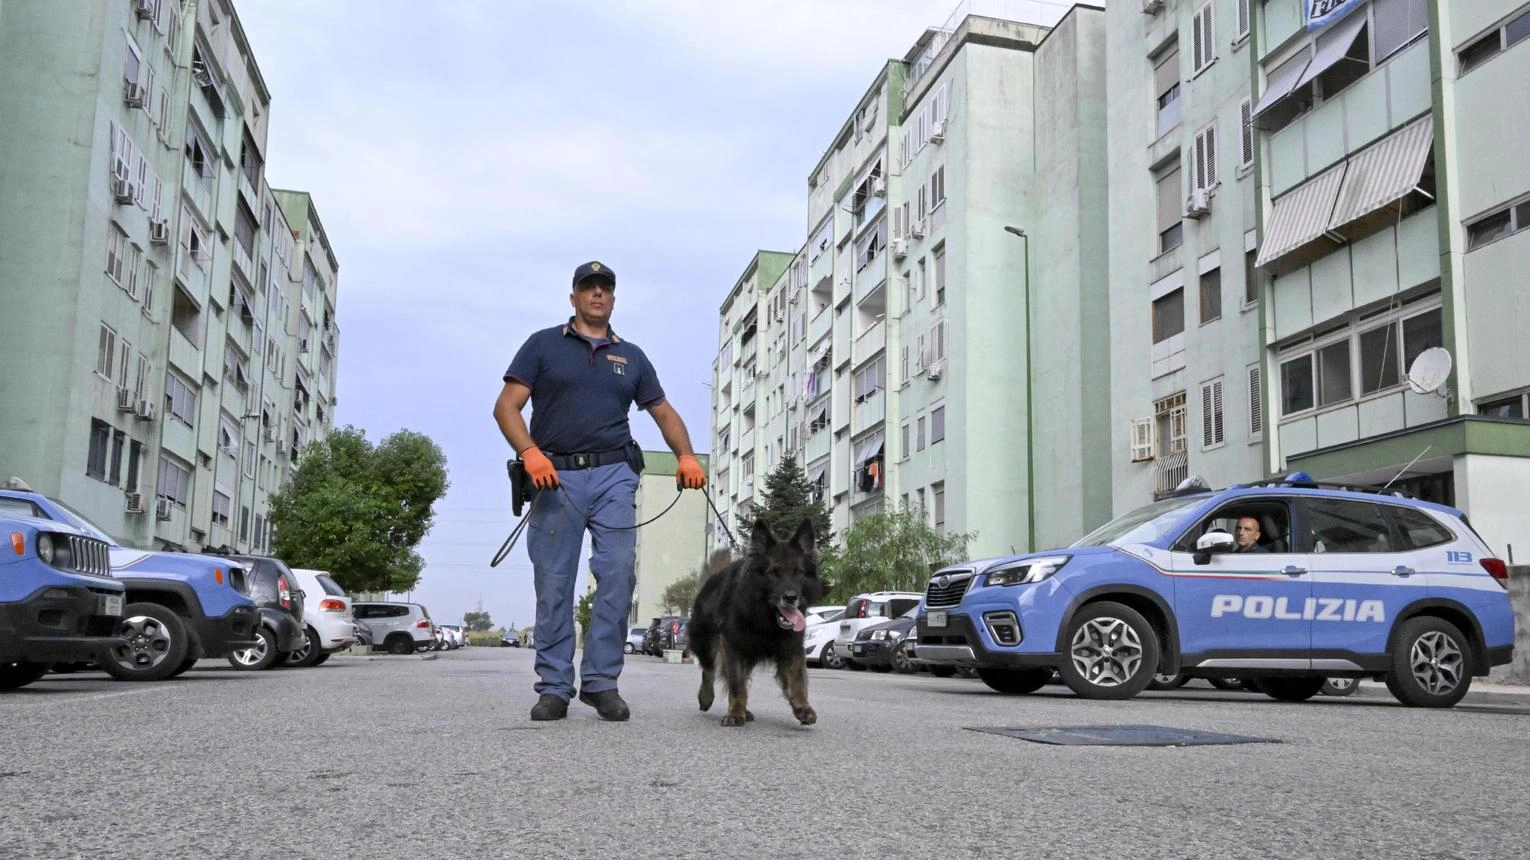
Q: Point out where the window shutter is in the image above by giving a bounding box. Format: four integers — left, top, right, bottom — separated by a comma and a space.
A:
1130, 417, 1154, 462
1240, 98, 1254, 166
1237, 0, 1250, 38
1193, 8, 1204, 71
1155, 49, 1180, 97
1202, 3, 1216, 67
1194, 134, 1207, 191
1157, 167, 1182, 233
1248, 365, 1264, 435
1202, 383, 1215, 448
1206, 124, 1217, 187
1213, 379, 1224, 445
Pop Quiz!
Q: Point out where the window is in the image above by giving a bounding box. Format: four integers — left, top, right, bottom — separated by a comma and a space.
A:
108, 430, 126, 486
212, 491, 232, 528
1236, 0, 1250, 42
1194, 123, 1218, 191
852, 356, 886, 403
930, 164, 946, 209
1303, 498, 1396, 553
1130, 417, 1154, 462
1458, 6, 1529, 73
1244, 250, 1258, 306
1280, 302, 1441, 415
164, 371, 195, 425
931, 405, 946, 444
1281, 354, 1315, 415
116, 339, 132, 390
1156, 166, 1183, 254
125, 244, 142, 299
123, 34, 142, 85
1154, 392, 1188, 456
234, 201, 258, 257
1392, 506, 1455, 549
96, 323, 117, 379
916, 258, 927, 300
1466, 196, 1530, 250
1248, 364, 1264, 436
143, 262, 157, 313
1154, 47, 1181, 137
1152, 289, 1185, 343
1316, 341, 1352, 406
933, 249, 946, 306
1201, 378, 1225, 448
855, 219, 887, 272
126, 441, 143, 492
1479, 393, 1527, 419
219, 414, 239, 456
1192, 1, 1217, 72
87, 420, 112, 480
157, 455, 191, 507
933, 483, 946, 537
1200, 267, 1222, 324
901, 422, 910, 460
1239, 98, 1253, 168
106, 224, 127, 283
917, 415, 926, 451
184, 124, 213, 180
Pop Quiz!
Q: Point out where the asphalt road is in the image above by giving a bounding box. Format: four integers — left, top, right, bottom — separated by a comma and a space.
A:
3, 648, 1528, 860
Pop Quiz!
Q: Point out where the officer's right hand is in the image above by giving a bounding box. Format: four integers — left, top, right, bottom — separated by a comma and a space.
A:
520, 446, 560, 489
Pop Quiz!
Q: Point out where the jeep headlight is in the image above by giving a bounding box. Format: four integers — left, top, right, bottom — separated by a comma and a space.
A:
36, 533, 55, 564
985, 555, 1070, 587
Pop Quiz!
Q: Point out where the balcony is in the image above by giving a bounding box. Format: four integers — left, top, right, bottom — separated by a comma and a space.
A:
805, 428, 831, 465
808, 306, 832, 347
182, 161, 214, 221
854, 320, 886, 365
176, 249, 208, 298
853, 390, 885, 436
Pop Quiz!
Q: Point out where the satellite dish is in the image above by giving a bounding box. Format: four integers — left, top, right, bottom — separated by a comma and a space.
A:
1406, 347, 1453, 396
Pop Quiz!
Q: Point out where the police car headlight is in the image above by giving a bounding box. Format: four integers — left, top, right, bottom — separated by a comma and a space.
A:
36, 533, 55, 564
986, 555, 1070, 587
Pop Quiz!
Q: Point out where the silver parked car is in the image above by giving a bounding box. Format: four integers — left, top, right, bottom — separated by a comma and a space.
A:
351, 601, 435, 655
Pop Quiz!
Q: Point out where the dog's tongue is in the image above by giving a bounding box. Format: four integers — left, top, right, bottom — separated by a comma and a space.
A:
783, 606, 806, 632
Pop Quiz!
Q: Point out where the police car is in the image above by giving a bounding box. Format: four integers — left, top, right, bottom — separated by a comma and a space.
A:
915, 473, 1514, 708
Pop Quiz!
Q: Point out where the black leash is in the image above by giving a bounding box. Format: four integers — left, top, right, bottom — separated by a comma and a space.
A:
489, 483, 689, 567
702, 484, 740, 551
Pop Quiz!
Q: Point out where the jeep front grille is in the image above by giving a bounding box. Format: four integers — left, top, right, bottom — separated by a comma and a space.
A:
924, 571, 974, 608
68, 536, 112, 578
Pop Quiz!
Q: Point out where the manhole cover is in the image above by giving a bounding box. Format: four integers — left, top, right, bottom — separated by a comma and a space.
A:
965, 724, 1280, 747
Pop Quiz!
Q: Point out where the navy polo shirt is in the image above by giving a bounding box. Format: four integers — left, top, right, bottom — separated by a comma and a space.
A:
504, 318, 665, 454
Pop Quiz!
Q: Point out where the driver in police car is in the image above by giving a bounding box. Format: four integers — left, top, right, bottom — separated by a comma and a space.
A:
1234, 516, 1266, 553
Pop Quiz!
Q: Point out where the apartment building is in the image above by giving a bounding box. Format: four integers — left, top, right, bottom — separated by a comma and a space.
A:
1105, 0, 1267, 508
0, 0, 340, 554
709, 1, 1112, 558
1250, 0, 1530, 555
630, 451, 710, 626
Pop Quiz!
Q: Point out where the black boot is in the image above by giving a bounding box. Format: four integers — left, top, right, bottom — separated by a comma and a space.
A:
578, 689, 630, 721
530, 693, 568, 721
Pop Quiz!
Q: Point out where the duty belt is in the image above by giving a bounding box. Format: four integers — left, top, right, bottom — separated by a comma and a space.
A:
546, 448, 628, 470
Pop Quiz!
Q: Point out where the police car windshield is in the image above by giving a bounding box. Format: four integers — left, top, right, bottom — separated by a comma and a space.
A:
44, 496, 121, 546
1072, 496, 1206, 548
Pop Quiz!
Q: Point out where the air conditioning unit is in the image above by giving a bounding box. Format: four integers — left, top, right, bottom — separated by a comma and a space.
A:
275, 439, 288, 455
116, 387, 134, 412
892, 237, 908, 259
929, 120, 946, 144
927, 359, 946, 380
155, 497, 172, 520
134, 0, 156, 19
134, 399, 155, 421
125, 493, 146, 514
910, 219, 926, 239
871, 175, 887, 198
113, 177, 135, 203
149, 219, 170, 244
123, 81, 145, 107
1140, 0, 1164, 12
1185, 188, 1212, 218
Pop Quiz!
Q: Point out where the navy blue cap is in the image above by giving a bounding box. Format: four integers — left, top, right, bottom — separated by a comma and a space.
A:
572, 260, 615, 288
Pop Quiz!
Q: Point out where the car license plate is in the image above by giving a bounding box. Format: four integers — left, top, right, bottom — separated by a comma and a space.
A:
927, 611, 947, 628
100, 594, 123, 617
851, 645, 864, 655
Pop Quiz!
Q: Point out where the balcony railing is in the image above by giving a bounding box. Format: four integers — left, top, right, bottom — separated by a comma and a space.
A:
1153, 450, 1189, 499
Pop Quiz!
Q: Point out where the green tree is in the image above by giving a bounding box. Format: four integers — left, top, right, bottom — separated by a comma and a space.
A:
462, 611, 493, 632
736, 455, 833, 547
575, 591, 594, 640
819, 505, 977, 601
661, 571, 700, 614
268, 426, 449, 594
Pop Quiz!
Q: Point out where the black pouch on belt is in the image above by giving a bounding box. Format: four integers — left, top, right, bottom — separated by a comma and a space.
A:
624, 440, 645, 476
508, 459, 531, 516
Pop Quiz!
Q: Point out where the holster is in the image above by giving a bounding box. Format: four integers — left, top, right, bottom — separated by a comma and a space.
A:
508, 458, 532, 516
625, 440, 645, 476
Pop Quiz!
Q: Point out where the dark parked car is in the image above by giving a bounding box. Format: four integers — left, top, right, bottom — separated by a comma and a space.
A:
848, 608, 920, 673
224, 556, 306, 670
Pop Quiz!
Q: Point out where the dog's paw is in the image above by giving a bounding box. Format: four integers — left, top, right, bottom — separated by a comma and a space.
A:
698, 689, 714, 712
793, 705, 817, 726
720, 714, 748, 727
745, 709, 754, 722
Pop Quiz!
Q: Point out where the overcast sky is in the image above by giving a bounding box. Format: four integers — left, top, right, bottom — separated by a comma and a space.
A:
235, 0, 984, 631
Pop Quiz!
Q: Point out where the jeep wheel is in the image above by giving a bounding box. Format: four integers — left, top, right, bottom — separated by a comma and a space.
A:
1386, 617, 1472, 708
1148, 670, 1189, 691
1321, 677, 1360, 697
227, 627, 279, 671
0, 661, 51, 690
821, 643, 845, 670
100, 602, 190, 682
284, 627, 322, 668
386, 635, 416, 656
1251, 676, 1325, 702
977, 667, 1052, 695
1058, 601, 1159, 700
167, 655, 198, 678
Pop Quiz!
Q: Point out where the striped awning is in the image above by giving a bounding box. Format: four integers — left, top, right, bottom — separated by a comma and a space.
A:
807, 461, 828, 485
852, 431, 885, 466
1294, 8, 1367, 90
1255, 161, 1348, 269
1327, 115, 1434, 230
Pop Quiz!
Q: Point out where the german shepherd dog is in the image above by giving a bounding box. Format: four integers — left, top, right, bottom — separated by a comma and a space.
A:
689, 519, 822, 727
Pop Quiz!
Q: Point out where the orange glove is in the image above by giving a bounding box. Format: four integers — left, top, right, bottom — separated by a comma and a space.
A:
520, 446, 559, 489
676, 454, 706, 490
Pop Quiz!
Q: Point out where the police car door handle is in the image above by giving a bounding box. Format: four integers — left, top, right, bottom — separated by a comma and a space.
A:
1281, 565, 1307, 577
1392, 565, 1415, 577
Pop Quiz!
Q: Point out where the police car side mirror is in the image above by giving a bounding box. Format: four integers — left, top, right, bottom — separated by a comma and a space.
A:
1194, 530, 1237, 565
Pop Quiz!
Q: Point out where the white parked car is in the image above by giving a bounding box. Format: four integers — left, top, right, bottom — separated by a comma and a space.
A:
804, 616, 845, 668
624, 625, 647, 654
283, 567, 355, 667
833, 592, 924, 669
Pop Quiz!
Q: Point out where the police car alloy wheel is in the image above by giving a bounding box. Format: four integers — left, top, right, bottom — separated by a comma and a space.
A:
1059, 601, 1160, 700
1321, 677, 1360, 697
100, 602, 190, 682
1385, 617, 1472, 708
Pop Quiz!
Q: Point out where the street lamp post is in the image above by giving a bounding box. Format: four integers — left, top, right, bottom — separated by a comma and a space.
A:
1003, 225, 1035, 553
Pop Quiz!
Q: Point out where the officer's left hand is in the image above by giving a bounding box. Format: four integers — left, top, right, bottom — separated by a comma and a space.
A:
676, 454, 706, 490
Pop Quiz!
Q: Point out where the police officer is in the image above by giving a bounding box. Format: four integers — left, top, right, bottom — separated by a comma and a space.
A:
1234, 516, 1267, 553
493, 261, 706, 721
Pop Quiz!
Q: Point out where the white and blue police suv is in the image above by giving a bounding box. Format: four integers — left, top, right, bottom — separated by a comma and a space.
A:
916, 473, 1514, 708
